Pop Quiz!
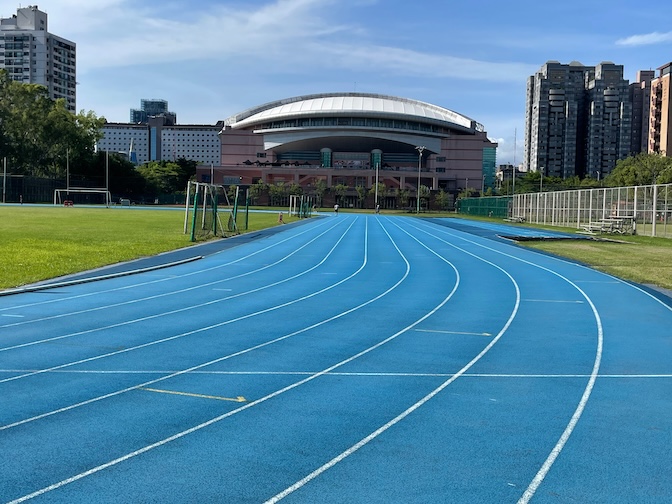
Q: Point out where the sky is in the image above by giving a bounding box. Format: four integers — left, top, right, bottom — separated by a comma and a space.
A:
10, 0, 672, 165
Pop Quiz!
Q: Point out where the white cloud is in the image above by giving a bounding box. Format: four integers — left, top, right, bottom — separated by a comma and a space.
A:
35, 0, 535, 83
616, 31, 672, 46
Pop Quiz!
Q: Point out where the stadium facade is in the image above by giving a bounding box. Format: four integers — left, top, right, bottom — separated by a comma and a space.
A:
197, 93, 498, 197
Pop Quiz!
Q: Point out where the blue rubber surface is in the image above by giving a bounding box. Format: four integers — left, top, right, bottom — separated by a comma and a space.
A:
1, 215, 671, 503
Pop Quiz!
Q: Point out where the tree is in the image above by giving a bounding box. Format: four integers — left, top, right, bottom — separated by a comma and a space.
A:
0, 70, 105, 178
434, 189, 451, 211
355, 185, 367, 208
606, 152, 672, 187
332, 183, 348, 204
311, 178, 327, 208
418, 184, 431, 207
396, 188, 410, 208
369, 182, 386, 206
268, 182, 287, 206
136, 161, 186, 196
248, 180, 268, 204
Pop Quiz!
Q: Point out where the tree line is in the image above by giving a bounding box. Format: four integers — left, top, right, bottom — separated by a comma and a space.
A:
0, 70, 195, 202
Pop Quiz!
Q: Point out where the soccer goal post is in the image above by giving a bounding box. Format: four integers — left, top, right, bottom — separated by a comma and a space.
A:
184, 181, 239, 241
54, 188, 112, 207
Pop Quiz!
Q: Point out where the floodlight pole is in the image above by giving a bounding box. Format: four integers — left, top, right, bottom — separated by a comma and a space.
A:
2, 157, 6, 204
105, 150, 109, 208
66, 148, 70, 196
374, 162, 379, 209
415, 146, 425, 214
540, 166, 544, 193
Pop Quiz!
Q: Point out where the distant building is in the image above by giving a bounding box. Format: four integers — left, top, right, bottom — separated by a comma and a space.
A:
630, 70, 654, 155
525, 61, 631, 179
0, 5, 76, 111
648, 63, 672, 155
130, 99, 177, 125
99, 116, 221, 166
206, 92, 497, 196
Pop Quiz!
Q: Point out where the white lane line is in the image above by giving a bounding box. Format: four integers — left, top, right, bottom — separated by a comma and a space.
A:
263, 217, 520, 503
1, 369, 670, 379
411, 219, 604, 504
0, 219, 364, 396
0, 217, 338, 316
0, 220, 358, 355
5, 216, 426, 502
1, 314, 24, 318
0, 219, 345, 332
415, 329, 492, 337
523, 299, 583, 304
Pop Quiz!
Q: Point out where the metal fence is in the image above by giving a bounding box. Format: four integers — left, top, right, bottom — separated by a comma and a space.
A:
456, 196, 512, 218
509, 183, 672, 239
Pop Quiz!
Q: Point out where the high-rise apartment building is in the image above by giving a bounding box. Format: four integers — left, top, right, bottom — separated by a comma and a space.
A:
525, 61, 588, 178
525, 61, 631, 179
130, 99, 177, 125
630, 70, 654, 154
584, 62, 632, 179
648, 63, 672, 155
0, 5, 76, 112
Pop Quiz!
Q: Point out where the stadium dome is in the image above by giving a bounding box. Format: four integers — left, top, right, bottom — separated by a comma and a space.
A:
210, 92, 497, 201
224, 93, 481, 133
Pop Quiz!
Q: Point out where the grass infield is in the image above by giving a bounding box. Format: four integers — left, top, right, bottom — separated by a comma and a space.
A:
2, 207, 672, 294
0, 205, 298, 289
449, 214, 672, 292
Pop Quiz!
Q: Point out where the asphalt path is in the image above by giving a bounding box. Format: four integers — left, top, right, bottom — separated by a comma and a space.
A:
1, 215, 670, 503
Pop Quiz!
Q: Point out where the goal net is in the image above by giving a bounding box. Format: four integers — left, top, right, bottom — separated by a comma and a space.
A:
54, 188, 112, 206
184, 182, 243, 241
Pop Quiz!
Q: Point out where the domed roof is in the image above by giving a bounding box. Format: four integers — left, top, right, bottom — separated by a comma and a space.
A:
224, 93, 479, 132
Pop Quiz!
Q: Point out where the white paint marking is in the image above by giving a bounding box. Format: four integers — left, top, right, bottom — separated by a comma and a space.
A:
523, 299, 583, 304
415, 329, 492, 337
1, 314, 24, 318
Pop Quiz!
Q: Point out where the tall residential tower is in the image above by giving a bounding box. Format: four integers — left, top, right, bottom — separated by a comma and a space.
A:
525, 61, 631, 179
0, 5, 76, 112
648, 63, 672, 155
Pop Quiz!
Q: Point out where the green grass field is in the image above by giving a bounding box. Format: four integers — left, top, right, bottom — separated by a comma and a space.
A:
2, 207, 672, 294
0, 206, 297, 289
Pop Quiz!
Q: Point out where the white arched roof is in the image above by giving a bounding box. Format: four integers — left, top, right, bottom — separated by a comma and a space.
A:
224, 93, 480, 132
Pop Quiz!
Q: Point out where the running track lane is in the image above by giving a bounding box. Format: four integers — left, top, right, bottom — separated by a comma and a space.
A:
0, 215, 670, 503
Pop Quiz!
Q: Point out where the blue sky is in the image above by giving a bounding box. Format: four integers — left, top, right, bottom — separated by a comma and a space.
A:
16, 0, 672, 165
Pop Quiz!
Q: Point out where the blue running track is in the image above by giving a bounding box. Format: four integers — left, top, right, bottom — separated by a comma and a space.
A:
1, 215, 671, 503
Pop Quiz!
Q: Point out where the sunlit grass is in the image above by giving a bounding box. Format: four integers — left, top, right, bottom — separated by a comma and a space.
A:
0, 206, 297, 289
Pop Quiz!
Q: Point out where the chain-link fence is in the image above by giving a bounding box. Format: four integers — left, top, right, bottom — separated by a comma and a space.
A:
456, 196, 512, 218
509, 183, 672, 238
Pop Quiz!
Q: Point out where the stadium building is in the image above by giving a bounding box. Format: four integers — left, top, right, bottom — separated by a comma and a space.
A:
197, 93, 497, 202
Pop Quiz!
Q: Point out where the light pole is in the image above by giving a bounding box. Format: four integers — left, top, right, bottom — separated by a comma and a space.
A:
374, 162, 380, 210
415, 146, 425, 214
540, 166, 544, 193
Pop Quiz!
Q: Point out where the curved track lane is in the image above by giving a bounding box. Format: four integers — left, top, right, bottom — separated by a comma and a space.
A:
1, 215, 670, 504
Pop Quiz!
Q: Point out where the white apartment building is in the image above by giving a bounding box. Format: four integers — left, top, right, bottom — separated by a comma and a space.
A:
0, 5, 76, 112
99, 121, 221, 166
98, 124, 150, 165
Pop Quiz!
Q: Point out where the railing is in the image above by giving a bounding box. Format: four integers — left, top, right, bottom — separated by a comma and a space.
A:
510, 183, 672, 238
